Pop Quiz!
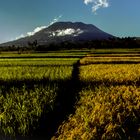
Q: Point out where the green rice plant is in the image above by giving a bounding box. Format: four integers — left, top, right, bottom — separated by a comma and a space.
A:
0, 54, 76, 137
0, 58, 79, 66
0, 84, 58, 136
0, 65, 73, 81
0, 51, 87, 58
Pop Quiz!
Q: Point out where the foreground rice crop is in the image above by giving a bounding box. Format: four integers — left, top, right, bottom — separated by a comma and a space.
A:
0, 84, 58, 136
56, 85, 140, 139
1, 49, 140, 139
56, 54, 140, 140
0, 52, 79, 138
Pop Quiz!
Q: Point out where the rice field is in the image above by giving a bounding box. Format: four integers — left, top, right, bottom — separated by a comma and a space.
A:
1, 49, 140, 139
55, 49, 140, 140
0, 50, 82, 139
56, 85, 140, 140
80, 64, 140, 84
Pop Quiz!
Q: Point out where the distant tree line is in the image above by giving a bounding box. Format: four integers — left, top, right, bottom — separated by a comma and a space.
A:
0, 37, 140, 52
34, 37, 140, 51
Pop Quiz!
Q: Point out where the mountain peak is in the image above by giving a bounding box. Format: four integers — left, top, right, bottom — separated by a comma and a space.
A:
48, 21, 98, 31
0, 21, 114, 47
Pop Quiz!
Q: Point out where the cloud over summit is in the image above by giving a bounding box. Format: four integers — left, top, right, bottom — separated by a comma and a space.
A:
49, 28, 84, 37
15, 26, 47, 40
84, 0, 109, 13
27, 26, 47, 36
15, 15, 62, 40
27, 15, 62, 37
49, 15, 62, 26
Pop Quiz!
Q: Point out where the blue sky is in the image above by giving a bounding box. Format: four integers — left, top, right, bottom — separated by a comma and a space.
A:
0, 0, 140, 43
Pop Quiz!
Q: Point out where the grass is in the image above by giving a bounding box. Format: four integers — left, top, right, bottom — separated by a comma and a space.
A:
0, 50, 81, 139
80, 56, 140, 64
56, 85, 140, 139
0, 50, 88, 58
1, 49, 140, 139
0, 84, 58, 136
80, 64, 140, 84
90, 48, 140, 54
54, 49, 140, 140
0, 66, 73, 81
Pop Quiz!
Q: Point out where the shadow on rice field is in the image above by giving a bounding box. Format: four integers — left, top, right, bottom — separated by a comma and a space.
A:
32, 61, 81, 140
0, 60, 82, 140
2, 49, 140, 140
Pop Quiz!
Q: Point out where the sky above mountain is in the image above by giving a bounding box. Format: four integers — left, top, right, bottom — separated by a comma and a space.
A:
0, 0, 140, 43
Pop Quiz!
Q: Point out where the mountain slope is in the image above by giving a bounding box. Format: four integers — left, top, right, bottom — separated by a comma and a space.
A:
0, 22, 114, 47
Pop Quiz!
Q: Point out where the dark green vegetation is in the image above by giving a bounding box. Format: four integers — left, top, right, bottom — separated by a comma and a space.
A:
1, 49, 140, 140
1, 37, 140, 52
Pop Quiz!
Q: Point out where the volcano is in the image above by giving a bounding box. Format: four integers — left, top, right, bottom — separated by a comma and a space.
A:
0, 21, 114, 47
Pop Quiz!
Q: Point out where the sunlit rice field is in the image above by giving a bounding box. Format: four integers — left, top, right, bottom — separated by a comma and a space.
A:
1, 49, 140, 139
56, 50, 140, 140
80, 64, 140, 84
56, 85, 140, 139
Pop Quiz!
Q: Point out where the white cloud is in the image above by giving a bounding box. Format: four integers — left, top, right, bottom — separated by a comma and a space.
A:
49, 28, 84, 37
15, 26, 47, 40
49, 15, 62, 26
15, 15, 62, 40
84, 0, 93, 5
84, 0, 109, 13
26, 15, 62, 37
57, 29, 76, 36
27, 26, 46, 36
15, 34, 25, 40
